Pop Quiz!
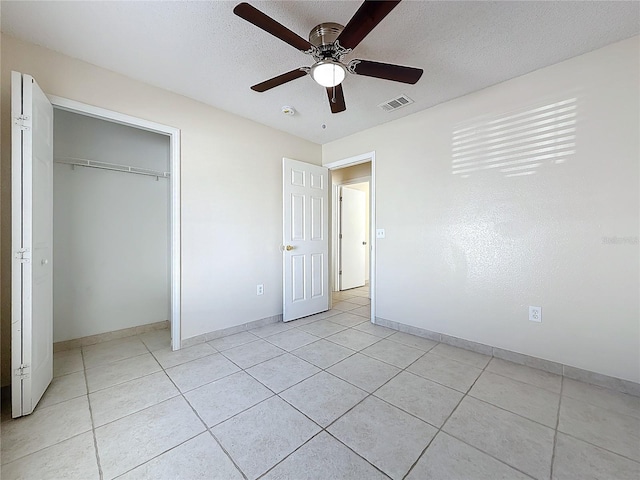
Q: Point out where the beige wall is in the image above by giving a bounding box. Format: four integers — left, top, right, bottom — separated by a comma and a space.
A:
1, 35, 321, 385
323, 36, 640, 383
330, 162, 371, 185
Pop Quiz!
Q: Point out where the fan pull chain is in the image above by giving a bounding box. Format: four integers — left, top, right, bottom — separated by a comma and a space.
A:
331, 67, 336, 103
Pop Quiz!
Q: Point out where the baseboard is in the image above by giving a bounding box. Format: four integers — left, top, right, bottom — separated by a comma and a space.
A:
374, 316, 640, 397
181, 314, 283, 348
53, 320, 170, 352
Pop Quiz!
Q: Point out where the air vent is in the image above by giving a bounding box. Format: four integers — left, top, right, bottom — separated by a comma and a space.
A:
378, 94, 414, 112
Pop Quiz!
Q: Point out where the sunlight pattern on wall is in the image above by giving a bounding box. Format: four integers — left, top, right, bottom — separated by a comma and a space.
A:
451, 98, 577, 178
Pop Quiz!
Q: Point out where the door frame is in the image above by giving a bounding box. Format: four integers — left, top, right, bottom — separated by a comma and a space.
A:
335, 178, 371, 291
325, 152, 376, 323
47, 95, 182, 350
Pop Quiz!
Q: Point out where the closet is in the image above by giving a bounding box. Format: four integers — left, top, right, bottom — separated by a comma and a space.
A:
52, 109, 170, 343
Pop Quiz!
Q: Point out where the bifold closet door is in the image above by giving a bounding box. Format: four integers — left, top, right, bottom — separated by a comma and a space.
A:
11, 71, 54, 417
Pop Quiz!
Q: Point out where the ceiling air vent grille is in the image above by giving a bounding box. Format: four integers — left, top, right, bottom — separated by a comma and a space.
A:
378, 94, 414, 112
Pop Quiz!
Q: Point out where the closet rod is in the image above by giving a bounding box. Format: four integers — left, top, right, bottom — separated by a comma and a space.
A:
55, 157, 170, 179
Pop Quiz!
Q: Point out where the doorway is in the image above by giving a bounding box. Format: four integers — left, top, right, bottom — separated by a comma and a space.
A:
325, 152, 376, 322
53, 109, 171, 344
49, 96, 182, 351
338, 180, 370, 290
10, 74, 181, 418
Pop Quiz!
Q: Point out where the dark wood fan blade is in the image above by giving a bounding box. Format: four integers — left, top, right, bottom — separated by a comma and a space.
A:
251, 68, 308, 92
234, 3, 313, 52
326, 84, 346, 114
350, 59, 423, 84
336, 0, 402, 50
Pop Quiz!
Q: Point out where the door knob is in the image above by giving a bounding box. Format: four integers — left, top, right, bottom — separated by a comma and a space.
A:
285, 245, 294, 251
362, 242, 367, 245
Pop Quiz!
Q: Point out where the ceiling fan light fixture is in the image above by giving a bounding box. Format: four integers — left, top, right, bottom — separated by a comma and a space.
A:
310, 60, 346, 87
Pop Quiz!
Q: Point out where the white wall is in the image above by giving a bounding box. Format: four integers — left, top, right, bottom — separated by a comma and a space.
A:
53, 110, 169, 341
323, 37, 640, 383
1, 34, 321, 385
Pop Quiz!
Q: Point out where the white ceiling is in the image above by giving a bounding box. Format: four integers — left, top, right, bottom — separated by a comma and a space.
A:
2, 1, 638, 144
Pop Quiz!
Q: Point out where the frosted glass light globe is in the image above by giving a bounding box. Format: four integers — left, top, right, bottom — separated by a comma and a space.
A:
311, 60, 346, 87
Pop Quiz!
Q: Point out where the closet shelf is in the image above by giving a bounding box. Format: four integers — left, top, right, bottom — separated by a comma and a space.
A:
55, 157, 170, 179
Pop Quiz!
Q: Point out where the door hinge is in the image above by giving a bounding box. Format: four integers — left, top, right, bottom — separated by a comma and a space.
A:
14, 364, 30, 379
15, 248, 31, 263
339, 270, 342, 275
340, 197, 342, 201
14, 115, 31, 131
339, 233, 342, 239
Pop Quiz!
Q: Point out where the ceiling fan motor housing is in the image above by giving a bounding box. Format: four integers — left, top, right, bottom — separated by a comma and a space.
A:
309, 23, 345, 59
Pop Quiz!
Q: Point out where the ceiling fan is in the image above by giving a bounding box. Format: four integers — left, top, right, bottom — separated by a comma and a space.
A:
233, 0, 423, 114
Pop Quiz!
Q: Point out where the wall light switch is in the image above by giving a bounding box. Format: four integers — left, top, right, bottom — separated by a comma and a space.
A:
376, 229, 386, 239
529, 306, 541, 322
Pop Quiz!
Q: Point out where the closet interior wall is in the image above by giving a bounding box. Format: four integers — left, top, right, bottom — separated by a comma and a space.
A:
53, 109, 170, 342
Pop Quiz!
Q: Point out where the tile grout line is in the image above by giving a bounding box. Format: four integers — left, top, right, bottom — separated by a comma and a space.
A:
465, 390, 562, 431
81, 347, 104, 480
400, 347, 485, 480
2, 316, 407, 475
273, 329, 501, 479
342, 316, 640, 472
166, 333, 322, 480
265, 365, 397, 478
406, 351, 569, 432
254, 431, 322, 480
41, 310, 636, 480
88, 335, 222, 479
549, 375, 565, 479
401, 353, 537, 480
439, 430, 538, 480
480, 367, 563, 395
192, 354, 357, 479
164, 368, 249, 480
272, 330, 434, 478
554, 431, 640, 465
436, 375, 640, 467
130, 334, 249, 480
322, 431, 394, 480
198, 311, 402, 479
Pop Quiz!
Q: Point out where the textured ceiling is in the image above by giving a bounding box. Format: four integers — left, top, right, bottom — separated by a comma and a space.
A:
2, 1, 638, 144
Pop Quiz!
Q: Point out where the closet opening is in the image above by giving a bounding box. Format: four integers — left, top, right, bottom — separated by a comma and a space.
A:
49, 97, 181, 350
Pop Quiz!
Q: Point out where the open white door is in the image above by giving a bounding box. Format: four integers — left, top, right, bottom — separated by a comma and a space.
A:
11, 71, 54, 417
283, 158, 329, 321
339, 186, 366, 290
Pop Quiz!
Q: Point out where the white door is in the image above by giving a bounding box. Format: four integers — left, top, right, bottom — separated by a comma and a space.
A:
283, 158, 329, 321
11, 71, 54, 417
339, 186, 366, 290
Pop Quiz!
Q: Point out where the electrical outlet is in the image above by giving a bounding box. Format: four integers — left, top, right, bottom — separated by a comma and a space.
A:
257, 284, 264, 296
529, 306, 542, 322
376, 229, 386, 239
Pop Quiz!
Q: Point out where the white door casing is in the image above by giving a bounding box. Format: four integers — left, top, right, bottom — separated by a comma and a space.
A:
283, 158, 329, 321
11, 71, 54, 417
326, 151, 375, 322
339, 186, 366, 290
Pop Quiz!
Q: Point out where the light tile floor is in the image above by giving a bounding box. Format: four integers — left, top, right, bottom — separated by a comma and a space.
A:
2, 286, 639, 479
